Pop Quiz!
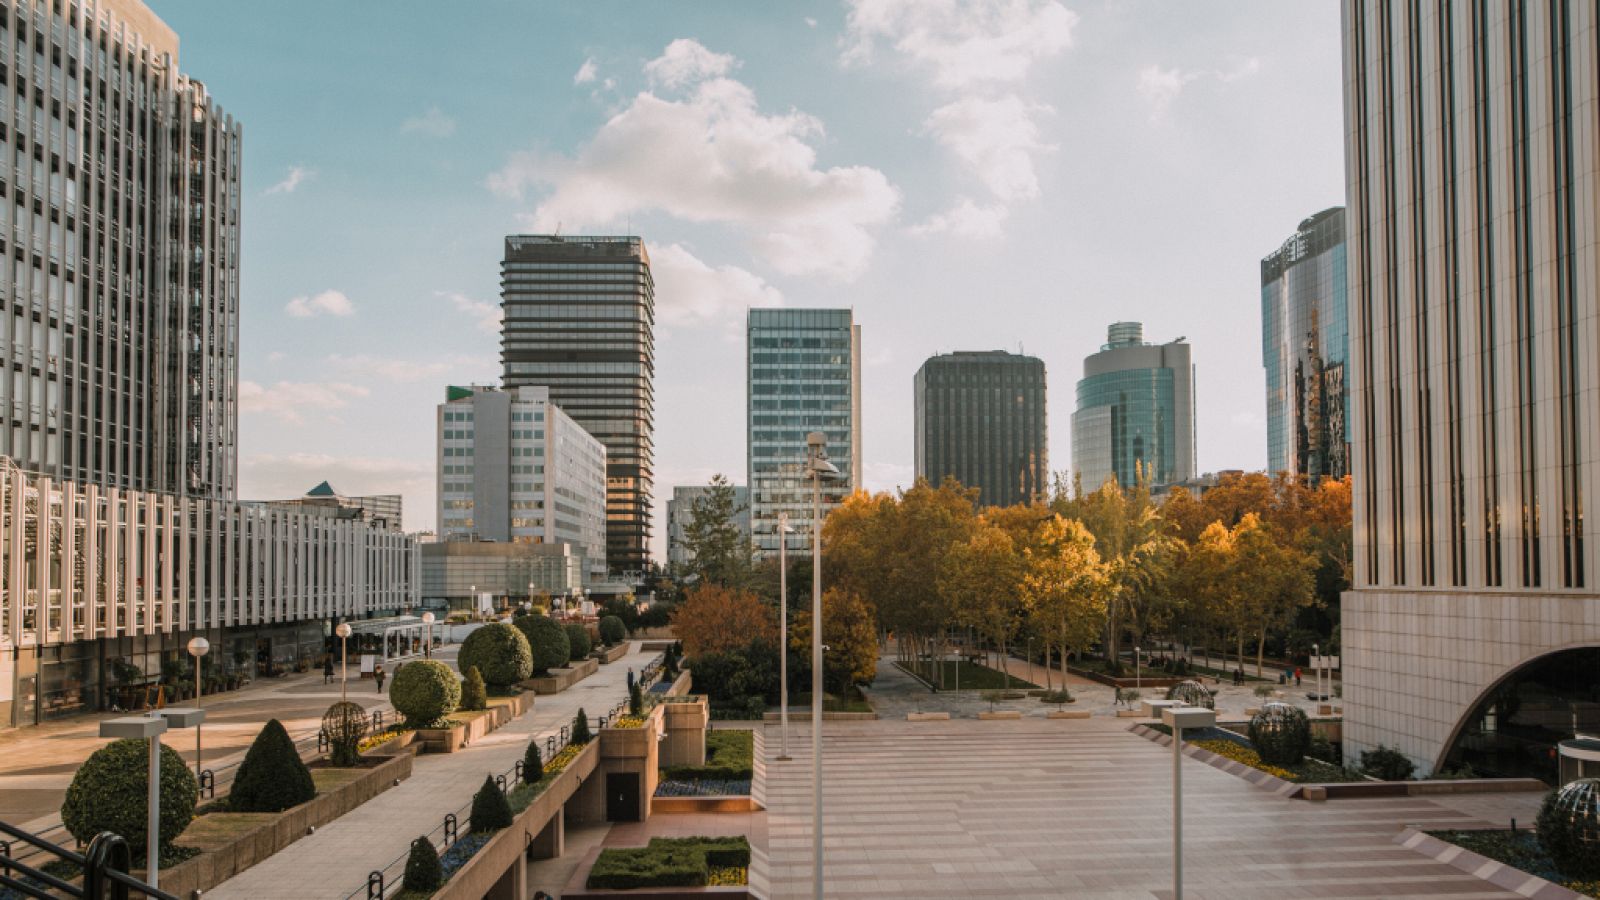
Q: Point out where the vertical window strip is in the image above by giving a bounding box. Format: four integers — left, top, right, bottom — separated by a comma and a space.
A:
1382, 0, 1408, 584
1440, 0, 1468, 586
1509, 0, 1540, 588
1355, 0, 1380, 587
1548, 0, 1583, 588
1473, 0, 1503, 587
1409, 0, 1436, 586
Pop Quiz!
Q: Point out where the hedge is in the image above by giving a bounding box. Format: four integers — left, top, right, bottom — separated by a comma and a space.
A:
662, 729, 753, 781
598, 615, 626, 646
229, 718, 317, 812
457, 623, 533, 687
390, 659, 461, 726
514, 615, 570, 674
62, 739, 198, 849
564, 622, 592, 663
587, 837, 751, 889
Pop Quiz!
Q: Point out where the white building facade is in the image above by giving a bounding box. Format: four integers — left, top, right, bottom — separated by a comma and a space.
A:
436, 385, 607, 582
1342, 0, 1600, 779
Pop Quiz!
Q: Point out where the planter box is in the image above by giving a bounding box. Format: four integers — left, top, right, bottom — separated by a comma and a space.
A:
1046, 710, 1091, 719
562, 846, 754, 900
415, 694, 531, 753
906, 712, 950, 721
163, 752, 414, 897
1115, 709, 1144, 718
594, 643, 630, 664
526, 657, 601, 695
977, 710, 1021, 720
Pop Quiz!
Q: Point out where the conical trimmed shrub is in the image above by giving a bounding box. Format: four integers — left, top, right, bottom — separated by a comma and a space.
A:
523, 740, 544, 784
629, 682, 643, 716
230, 719, 316, 812
402, 835, 444, 892
461, 666, 488, 712
572, 708, 592, 744
469, 775, 512, 833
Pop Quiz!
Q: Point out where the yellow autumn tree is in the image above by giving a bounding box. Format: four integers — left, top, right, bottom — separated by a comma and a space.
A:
1019, 517, 1109, 687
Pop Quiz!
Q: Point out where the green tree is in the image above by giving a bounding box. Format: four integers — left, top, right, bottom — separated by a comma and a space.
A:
402, 836, 443, 893
1062, 472, 1177, 673
1019, 517, 1109, 687
938, 523, 1023, 688
469, 775, 512, 832
789, 587, 879, 695
460, 666, 488, 712
682, 474, 757, 588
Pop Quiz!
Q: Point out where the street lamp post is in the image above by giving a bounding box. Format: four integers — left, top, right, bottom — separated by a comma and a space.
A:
336, 622, 353, 702
187, 637, 210, 778
1161, 705, 1216, 900
1312, 642, 1320, 701
777, 511, 792, 762
422, 612, 435, 660
1135, 645, 1142, 694
805, 431, 839, 900
99, 714, 169, 888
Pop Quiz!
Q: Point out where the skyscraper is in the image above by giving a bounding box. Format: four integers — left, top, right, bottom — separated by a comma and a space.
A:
436, 385, 608, 581
2, 0, 240, 500
1261, 208, 1349, 480
1071, 322, 1194, 492
747, 309, 862, 557
914, 351, 1047, 507
1342, 0, 1600, 778
500, 236, 655, 576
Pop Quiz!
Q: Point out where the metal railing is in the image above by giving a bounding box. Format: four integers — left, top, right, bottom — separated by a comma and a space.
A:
0, 819, 178, 900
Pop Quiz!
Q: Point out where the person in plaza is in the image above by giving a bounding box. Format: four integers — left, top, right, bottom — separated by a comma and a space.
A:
374, 663, 386, 692
1113, 686, 1126, 708
323, 655, 334, 685
626, 667, 635, 692
1294, 667, 1302, 687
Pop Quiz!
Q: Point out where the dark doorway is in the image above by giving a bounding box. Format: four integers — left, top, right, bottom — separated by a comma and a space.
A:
606, 772, 641, 822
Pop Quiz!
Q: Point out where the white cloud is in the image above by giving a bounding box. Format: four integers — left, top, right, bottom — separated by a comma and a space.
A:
574, 58, 599, 85
265, 165, 312, 195
285, 289, 354, 319
910, 197, 1008, 239
1138, 57, 1262, 121
489, 41, 900, 280
437, 291, 502, 333
401, 106, 456, 137
643, 38, 737, 89
805, 16, 818, 28
924, 94, 1053, 203
325, 353, 454, 383
650, 243, 782, 335
842, 0, 1077, 88
239, 381, 369, 425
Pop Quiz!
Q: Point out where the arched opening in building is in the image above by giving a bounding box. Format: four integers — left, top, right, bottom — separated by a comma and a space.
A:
1438, 645, 1600, 783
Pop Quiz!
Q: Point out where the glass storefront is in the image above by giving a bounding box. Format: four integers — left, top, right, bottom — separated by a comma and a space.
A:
1441, 646, 1600, 783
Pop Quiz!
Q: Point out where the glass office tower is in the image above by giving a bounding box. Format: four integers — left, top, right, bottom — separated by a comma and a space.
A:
914, 351, 1047, 507
1261, 207, 1349, 480
747, 309, 862, 557
1071, 322, 1194, 491
500, 235, 655, 576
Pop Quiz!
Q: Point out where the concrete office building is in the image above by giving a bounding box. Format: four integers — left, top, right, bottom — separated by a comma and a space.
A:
436, 385, 607, 582
419, 541, 583, 610
1262, 208, 1350, 481
915, 351, 1048, 508
1071, 322, 1195, 492
665, 483, 751, 569
747, 309, 862, 557
500, 235, 654, 576
1342, 0, 1600, 779
0, 0, 419, 728
266, 482, 404, 532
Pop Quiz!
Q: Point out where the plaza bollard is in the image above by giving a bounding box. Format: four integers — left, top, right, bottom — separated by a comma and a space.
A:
199, 769, 216, 799
514, 760, 525, 784
443, 813, 458, 847
317, 729, 331, 754
366, 870, 384, 899
546, 735, 556, 757
371, 710, 384, 732
496, 773, 507, 794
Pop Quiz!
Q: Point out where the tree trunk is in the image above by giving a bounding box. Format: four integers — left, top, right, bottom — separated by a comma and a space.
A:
1255, 626, 1267, 678
999, 637, 1010, 690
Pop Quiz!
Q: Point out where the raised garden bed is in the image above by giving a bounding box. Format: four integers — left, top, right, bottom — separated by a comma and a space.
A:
1407, 828, 1597, 899
561, 837, 753, 899
525, 657, 601, 694
411, 693, 531, 752
594, 643, 630, 664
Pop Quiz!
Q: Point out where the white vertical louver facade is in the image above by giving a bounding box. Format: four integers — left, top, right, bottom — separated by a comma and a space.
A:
1342, 0, 1600, 773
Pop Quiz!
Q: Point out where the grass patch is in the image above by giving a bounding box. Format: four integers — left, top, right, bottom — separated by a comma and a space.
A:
896, 660, 1039, 691
1428, 829, 1599, 898
663, 729, 753, 780
783, 688, 874, 713
587, 837, 751, 890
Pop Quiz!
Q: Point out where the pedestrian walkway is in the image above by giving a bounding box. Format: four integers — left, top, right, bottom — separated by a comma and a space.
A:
206, 643, 661, 900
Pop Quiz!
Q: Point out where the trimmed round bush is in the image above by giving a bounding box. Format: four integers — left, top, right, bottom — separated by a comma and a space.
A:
1247, 702, 1311, 766
402, 835, 444, 892
458, 623, 533, 687
1165, 680, 1215, 710
460, 666, 488, 712
515, 615, 570, 674
469, 774, 513, 833
1358, 744, 1416, 781
62, 739, 197, 849
323, 700, 369, 767
1537, 778, 1600, 881
230, 718, 316, 812
564, 622, 593, 662
598, 615, 627, 646
390, 659, 461, 726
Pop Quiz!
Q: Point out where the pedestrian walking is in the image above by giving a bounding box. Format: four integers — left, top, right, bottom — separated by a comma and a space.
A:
1113, 686, 1126, 708
323, 656, 334, 685
374, 663, 386, 692
626, 667, 635, 692
1294, 667, 1302, 687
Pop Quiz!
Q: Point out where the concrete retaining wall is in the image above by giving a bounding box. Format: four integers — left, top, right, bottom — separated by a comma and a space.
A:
527, 657, 601, 694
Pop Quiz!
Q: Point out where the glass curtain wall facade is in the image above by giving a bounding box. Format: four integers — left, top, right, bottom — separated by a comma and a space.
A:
1341, 0, 1600, 778
1071, 323, 1194, 492
1261, 207, 1349, 480
914, 351, 1047, 507
747, 309, 862, 557
665, 483, 750, 569
500, 236, 654, 576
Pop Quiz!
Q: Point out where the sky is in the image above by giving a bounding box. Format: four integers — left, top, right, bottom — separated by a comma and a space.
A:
148, 0, 1346, 560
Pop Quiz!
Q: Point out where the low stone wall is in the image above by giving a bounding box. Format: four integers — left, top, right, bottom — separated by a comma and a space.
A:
415, 693, 532, 752
761, 710, 877, 722
561, 846, 755, 900
164, 751, 415, 897
664, 670, 692, 696
527, 657, 601, 694
434, 740, 601, 900
595, 643, 630, 664
640, 640, 677, 652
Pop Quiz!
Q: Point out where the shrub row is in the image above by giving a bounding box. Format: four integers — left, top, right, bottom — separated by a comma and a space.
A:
662, 729, 753, 781
586, 837, 752, 890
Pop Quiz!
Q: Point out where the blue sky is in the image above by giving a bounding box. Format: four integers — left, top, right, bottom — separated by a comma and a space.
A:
149, 0, 1345, 557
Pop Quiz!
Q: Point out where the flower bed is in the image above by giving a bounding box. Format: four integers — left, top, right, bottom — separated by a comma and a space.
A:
613, 715, 647, 728
1427, 830, 1598, 898
655, 777, 753, 797
1147, 723, 1362, 784
587, 836, 751, 890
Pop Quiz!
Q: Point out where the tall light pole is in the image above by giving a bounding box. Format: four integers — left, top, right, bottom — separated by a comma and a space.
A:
777, 512, 792, 762
336, 622, 352, 702
187, 637, 210, 778
805, 431, 839, 900
100, 715, 169, 888
421, 612, 435, 659
1135, 645, 1142, 694
1162, 705, 1216, 900
1312, 642, 1320, 702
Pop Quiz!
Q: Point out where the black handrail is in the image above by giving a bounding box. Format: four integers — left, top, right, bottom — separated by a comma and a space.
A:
0, 820, 178, 900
